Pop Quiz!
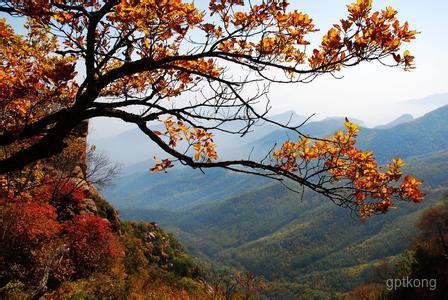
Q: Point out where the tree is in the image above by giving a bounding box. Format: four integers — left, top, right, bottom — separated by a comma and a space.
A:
416, 199, 448, 258
347, 198, 448, 299
86, 145, 121, 189
0, 0, 423, 218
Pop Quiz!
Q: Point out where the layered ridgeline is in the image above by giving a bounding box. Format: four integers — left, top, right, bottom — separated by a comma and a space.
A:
89, 110, 309, 167
101, 104, 448, 297
103, 104, 448, 210
374, 113, 413, 129
91, 92, 448, 167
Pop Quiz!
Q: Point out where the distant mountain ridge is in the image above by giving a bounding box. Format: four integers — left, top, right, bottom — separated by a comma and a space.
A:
401, 92, 448, 107
89, 111, 307, 165
90, 93, 448, 166
357, 104, 448, 163
375, 113, 414, 129
242, 105, 448, 163
105, 104, 448, 210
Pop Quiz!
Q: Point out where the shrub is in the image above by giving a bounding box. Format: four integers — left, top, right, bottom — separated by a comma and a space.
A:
64, 215, 123, 277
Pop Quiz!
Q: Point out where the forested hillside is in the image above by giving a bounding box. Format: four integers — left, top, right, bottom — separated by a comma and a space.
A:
357, 105, 448, 163
107, 105, 448, 210
121, 157, 447, 297
114, 105, 448, 297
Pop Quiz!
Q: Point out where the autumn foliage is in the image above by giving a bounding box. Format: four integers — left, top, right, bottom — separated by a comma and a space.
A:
64, 215, 123, 277
1, 201, 61, 244
0, 185, 123, 295
0, 0, 426, 297
272, 120, 423, 218
0, 201, 61, 283
0, 0, 423, 218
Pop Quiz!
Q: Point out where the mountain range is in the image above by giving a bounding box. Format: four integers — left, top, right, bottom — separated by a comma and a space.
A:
103, 104, 448, 209
99, 100, 448, 297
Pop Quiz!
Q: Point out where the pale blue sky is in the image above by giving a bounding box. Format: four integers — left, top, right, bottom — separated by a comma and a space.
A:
4, 1, 447, 137
266, 0, 448, 124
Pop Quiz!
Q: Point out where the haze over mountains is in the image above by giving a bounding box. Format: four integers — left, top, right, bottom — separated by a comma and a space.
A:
102, 103, 448, 210
89, 110, 307, 166
90, 93, 448, 166
374, 114, 413, 129
97, 95, 448, 297
88, 92, 448, 143
103, 102, 448, 211
400, 93, 448, 110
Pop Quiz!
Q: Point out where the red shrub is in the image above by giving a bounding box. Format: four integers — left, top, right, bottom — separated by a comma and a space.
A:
58, 182, 85, 202
0, 201, 62, 281
64, 215, 123, 276
1, 201, 61, 244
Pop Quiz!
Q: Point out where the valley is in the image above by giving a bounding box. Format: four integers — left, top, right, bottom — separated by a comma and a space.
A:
98, 103, 448, 297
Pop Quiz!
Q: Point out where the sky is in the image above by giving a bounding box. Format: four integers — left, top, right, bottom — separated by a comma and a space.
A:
4, 1, 448, 137
265, 0, 448, 125
93, 0, 448, 137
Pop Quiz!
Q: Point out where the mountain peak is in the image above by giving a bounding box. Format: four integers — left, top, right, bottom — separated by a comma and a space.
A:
323, 116, 366, 127
269, 110, 306, 125
375, 113, 414, 129
401, 93, 448, 106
